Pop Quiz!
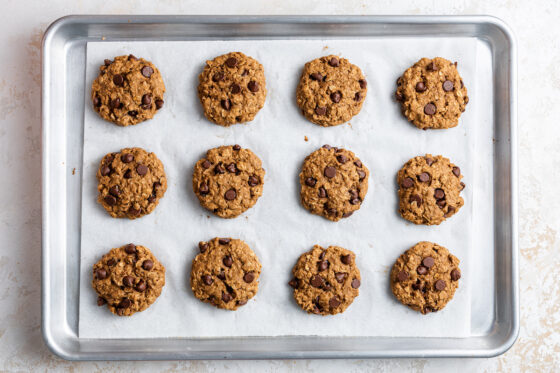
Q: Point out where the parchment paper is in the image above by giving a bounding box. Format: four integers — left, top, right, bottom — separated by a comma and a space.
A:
79, 38, 477, 338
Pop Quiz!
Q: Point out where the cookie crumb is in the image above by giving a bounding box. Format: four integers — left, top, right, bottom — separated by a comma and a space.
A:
72, 168, 76, 175
304, 136, 309, 142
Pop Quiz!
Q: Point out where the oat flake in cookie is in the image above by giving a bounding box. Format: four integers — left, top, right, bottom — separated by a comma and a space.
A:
397, 154, 464, 225
92, 243, 166, 316
289, 245, 361, 315
197, 52, 267, 126
296, 55, 367, 127
190, 237, 262, 311
395, 57, 468, 130
97, 147, 167, 219
299, 145, 369, 221
390, 241, 461, 314
192, 145, 265, 218
91, 55, 165, 126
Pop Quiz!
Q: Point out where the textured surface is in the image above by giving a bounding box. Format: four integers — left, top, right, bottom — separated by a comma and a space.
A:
290, 245, 361, 315
390, 241, 461, 314
395, 57, 468, 129
92, 244, 166, 316
296, 55, 367, 126
299, 145, 369, 221
192, 145, 265, 218
198, 51, 267, 126
190, 237, 262, 310
91, 54, 165, 126
96, 147, 167, 219
397, 154, 464, 225
2, 0, 560, 371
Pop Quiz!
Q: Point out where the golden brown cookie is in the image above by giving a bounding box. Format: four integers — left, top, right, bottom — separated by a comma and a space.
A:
390, 241, 461, 314
397, 154, 465, 225
190, 237, 262, 311
299, 145, 369, 221
91, 55, 165, 126
289, 245, 361, 315
97, 147, 167, 219
395, 57, 468, 129
92, 243, 166, 316
197, 52, 267, 126
296, 55, 367, 127
192, 145, 265, 219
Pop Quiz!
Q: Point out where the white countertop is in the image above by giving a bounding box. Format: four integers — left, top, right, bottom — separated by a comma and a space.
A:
1, 0, 559, 371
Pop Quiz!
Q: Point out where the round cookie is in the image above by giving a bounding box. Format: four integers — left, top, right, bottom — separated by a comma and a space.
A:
397, 154, 465, 225
97, 147, 167, 219
390, 241, 461, 314
289, 245, 361, 315
299, 145, 369, 221
92, 243, 166, 316
395, 57, 468, 130
296, 55, 367, 127
91, 54, 165, 126
192, 145, 265, 218
197, 52, 267, 126
190, 237, 262, 310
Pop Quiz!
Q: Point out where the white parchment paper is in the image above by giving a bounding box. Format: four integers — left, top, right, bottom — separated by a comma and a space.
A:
79, 38, 478, 338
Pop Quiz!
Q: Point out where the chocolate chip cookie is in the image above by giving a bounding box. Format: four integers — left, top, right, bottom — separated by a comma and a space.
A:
197, 52, 267, 126
289, 245, 361, 315
397, 154, 464, 225
97, 147, 167, 219
192, 145, 265, 218
395, 57, 468, 130
390, 241, 461, 314
296, 55, 367, 127
91, 54, 165, 126
190, 237, 262, 311
92, 243, 166, 316
299, 145, 369, 221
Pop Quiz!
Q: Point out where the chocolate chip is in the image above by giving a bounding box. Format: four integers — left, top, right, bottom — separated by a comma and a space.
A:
328, 57, 339, 67
435, 279, 446, 291
248, 81, 259, 92
155, 99, 164, 110
315, 106, 327, 115
310, 275, 324, 288
223, 163, 237, 174
445, 205, 456, 217
318, 187, 327, 198
100, 166, 111, 176
224, 189, 237, 201
243, 272, 255, 283
326, 206, 337, 216
402, 177, 414, 188
217, 271, 226, 280
93, 96, 101, 107
244, 175, 258, 187
423, 306, 432, 314
443, 80, 454, 92
395, 91, 404, 102
425, 157, 434, 166
237, 299, 247, 306
437, 199, 446, 208
358, 170, 366, 180
312, 305, 321, 314
350, 197, 361, 205
214, 163, 225, 174
104, 59, 112, 66
329, 296, 341, 308
142, 260, 153, 270
318, 260, 329, 271
109, 185, 120, 197
124, 244, 136, 254
409, 194, 422, 205
212, 72, 224, 82
415, 82, 427, 92
202, 160, 211, 169
422, 257, 435, 268
222, 292, 233, 303
128, 110, 138, 117
359, 79, 367, 89
397, 270, 409, 282
199, 182, 209, 195
288, 278, 299, 288
104, 195, 117, 206
119, 298, 131, 308
351, 278, 360, 289
451, 269, 461, 281
342, 211, 353, 218
330, 91, 342, 103
424, 103, 436, 115
123, 275, 134, 287
107, 258, 116, 266
336, 154, 348, 164
228, 83, 241, 94
110, 98, 120, 109
121, 154, 134, 163
135, 279, 146, 292
460, 182, 466, 191
221, 99, 231, 110
341, 254, 352, 265
303, 177, 316, 188
417, 172, 430, 182
225, 57, 237, 68
434, 188, 445, 200
141, 66, 154, 77
354, 92, 363, 101
202, 275, 213, 285
324, 166, 336, 178
354, 160, 362, 168
113, 74, 124, 86
223, 256, 233, 267
219, 238, 231, 245
97, 296, 106, 306
335, 272, 346, 283
128, 206, 140, 216
322, 144, 332, 150
452, 166, 461, 177
427, 61, 437, 71
198, 242, 209, 253
417, 266, 428, 275
310, 73, 323, 81
136, 164, 148, 176
230, 144, 240, 151
95, 268, 107, 280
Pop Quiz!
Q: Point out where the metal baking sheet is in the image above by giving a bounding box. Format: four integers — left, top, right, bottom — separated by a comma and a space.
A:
42, 15, 518, 360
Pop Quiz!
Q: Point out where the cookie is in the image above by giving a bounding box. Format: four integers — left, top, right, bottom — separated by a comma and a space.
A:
97, 147, 167, 219
296, 55, 367, 127
397, 154, 465, 225
192, 145, 265, 218
390, 241, 461, 314
299, 145, 369, 221
197, 52, 267, 126
289, 245, 361, 315
190, 237, 262, 310
92, 243, 166, 316
91, 54, 165, 126
395, 57, 468, 130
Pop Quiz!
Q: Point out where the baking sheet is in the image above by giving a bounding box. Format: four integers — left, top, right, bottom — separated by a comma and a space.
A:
78, 38, 477, 339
